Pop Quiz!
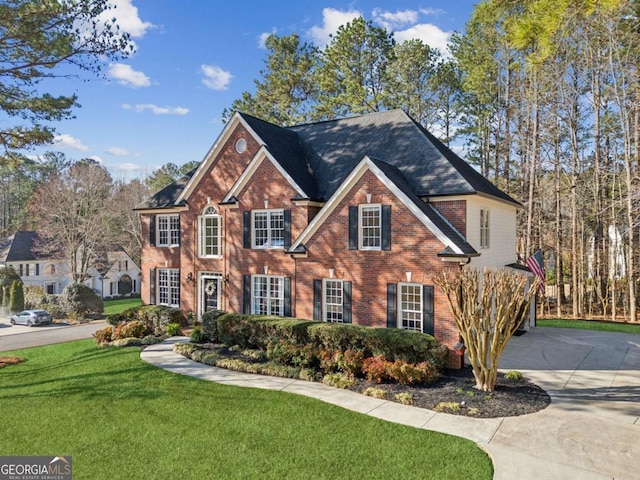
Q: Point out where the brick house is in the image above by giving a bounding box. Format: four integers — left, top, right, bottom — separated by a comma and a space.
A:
136, 109, 527, 362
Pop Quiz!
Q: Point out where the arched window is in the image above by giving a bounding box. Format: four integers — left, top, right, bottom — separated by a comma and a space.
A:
44, 264, 56, 275
199, 206, 221, 257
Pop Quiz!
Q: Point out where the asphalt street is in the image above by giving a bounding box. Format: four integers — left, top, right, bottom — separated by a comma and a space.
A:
0, 320, 106, 351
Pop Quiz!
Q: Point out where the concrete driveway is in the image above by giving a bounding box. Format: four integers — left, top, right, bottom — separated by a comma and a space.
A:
492, 327, 640, 479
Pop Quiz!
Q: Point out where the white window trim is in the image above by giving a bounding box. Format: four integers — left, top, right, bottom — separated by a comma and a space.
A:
397, 282, 423, 331
251, 274, 285, 316
480, 208, 490, 249
198, 207, 222, 258
157, 268, 180, 308
358, 203, 382, 251
323, 278, 344, 323
251, 209, 285, 249
157, 214, 180, 247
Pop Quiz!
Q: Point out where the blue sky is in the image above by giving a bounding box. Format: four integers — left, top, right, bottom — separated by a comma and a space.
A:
30, 0, 477, 182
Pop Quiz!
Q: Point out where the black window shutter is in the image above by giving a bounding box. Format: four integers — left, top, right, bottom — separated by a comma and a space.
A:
348, 206, 358, 250
283, 210, 291, 249
243, 211, 251, 248
313, 279, 322, 321
149, 215, 156, 246
423, 285, 434, 335
381, 205, 391, 251
283, 277, 291, 317
35, 263, 40, 276
386, 283, 397, 328
342, 281, 352, 323
243, 274, 251, 314
149, 268, 156, 304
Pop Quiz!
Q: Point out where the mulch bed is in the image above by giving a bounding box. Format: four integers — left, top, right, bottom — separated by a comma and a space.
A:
181, 344, 550, 418
346, 367, 550, 418
0, 356, 25, 368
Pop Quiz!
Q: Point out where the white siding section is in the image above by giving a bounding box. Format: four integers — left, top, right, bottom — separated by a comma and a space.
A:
465, 196, 518, 269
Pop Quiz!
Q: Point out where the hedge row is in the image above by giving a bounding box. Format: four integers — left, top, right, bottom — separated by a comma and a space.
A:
107, 305, 187, 335
202, 311, 448, 368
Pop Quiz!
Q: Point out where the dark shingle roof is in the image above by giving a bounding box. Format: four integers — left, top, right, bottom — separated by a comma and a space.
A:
239, 113, 318, 199
288, 109, 519, 204
135, 169, 196, 210
138, 109, 519, 210
370, 159, 478, 256
0, 231, 42, 261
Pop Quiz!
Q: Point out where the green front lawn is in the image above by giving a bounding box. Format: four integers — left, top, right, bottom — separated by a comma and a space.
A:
0, 340, 492, 479
538, 318, 640, 334
103, 297, 143, 315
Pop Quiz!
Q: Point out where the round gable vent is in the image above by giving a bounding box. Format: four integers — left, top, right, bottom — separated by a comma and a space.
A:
235, 138, 247, 154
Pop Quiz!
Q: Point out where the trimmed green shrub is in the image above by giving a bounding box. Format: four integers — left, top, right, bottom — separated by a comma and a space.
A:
201, 309, 227, 341
107, 305, 186, 335
60, 283, 103, 320
165, 323, 183, 336
9, 280, 24, 312
266, 340, 317, 368
24, 286, 46, 310
190, 326, 205, 343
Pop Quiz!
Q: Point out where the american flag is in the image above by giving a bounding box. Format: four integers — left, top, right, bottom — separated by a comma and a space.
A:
526, 249, 546, 294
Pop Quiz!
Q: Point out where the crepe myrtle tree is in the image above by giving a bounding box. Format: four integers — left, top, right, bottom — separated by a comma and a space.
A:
434, 268, 539, 392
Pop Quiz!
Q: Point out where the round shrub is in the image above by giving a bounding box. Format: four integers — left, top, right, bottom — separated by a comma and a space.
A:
165, 323, 183, 336
114, 320, 151, 340
60, 283, 104, 320
93, 326, 114, 344
190, 326, 206, 343
24, 286, 46, 310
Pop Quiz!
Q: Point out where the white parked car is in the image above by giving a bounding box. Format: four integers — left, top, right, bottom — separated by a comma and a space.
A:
10, 310, 53, 327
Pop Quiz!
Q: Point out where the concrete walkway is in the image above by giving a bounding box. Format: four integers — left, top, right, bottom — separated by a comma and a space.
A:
140, 327, 640, 480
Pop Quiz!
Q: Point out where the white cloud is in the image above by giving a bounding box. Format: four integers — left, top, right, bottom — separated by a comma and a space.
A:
419, 8, 446, 16
201, 65, 232, 90
308, 8, 361, 46
100, 0, 154, 38
108, 63, 150, 87
395, 24, 453, 56
53, 134, 89, 151
89, 155, 103, 163
258, 29, 277, 49
372, 9, 418, 30
110, 162, 143, 171
106, 146, 132, 156
122, 103, 189, 115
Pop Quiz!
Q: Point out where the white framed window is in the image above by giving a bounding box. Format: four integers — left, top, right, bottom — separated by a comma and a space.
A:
158, 268, 180, 307
252, 210, 284, 248
252, 275, 284, 316
323, 279, 344, 323
480, 208, 490, 249
198, 206, 221, 257
158, 214, 180, 247
398, 283, 423, 331
359, 204, 381, 250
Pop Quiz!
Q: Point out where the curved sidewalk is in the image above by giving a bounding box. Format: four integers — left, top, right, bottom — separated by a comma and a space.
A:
141, 328, 640, 480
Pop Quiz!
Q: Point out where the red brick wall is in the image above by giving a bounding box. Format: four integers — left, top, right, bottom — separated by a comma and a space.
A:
294, 170, 462, 349
431, 199, 466, 236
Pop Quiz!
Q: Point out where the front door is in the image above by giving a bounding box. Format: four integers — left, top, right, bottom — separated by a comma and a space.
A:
199, 273, 222, 321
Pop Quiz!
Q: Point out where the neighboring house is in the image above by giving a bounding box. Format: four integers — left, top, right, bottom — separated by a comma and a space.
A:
0, 231, 141, 298
136, 109, 531, 366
